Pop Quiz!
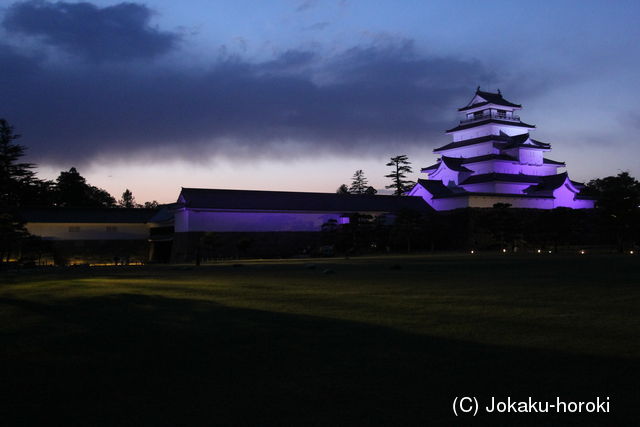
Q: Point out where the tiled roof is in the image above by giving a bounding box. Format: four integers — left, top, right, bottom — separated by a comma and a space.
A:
415, 179, 460, 198
441, 156, 472, 172
523, 173, 573, 196
446, 118, 536, 133
433, 134, 511, 152
459, 89, 522, 111
20, 208, 158, 223
461, 173, 545, 185
460, 154, 518, 164
421, 163, 440, 172
500, 133, 550, 150
434, 132, 550, 152
416, 179, 557, 199
179, 188, 432, 213
543, 158, 565, 166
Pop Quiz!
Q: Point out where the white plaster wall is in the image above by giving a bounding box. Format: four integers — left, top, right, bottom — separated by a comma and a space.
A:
432, 195, 553, 210
517, 165, 559, 175
408, 185, 434, 205
425, 194, 589, 211
464, 162, 495, 174
174, 209, 189, 233
570, 199, 595, 209
26, 223, 149, 240
432, 198, 470, 210
438, 142, 497, 157
176, 210, 345, 232
466, 196, 554, 209
461, 182, 534, 194
429, 167, 460, 186
452, 125, 529, 141
494, 183, 534, 194
466, 161, 557, 175
519, 149, 543, 165
552, 185, 595, 209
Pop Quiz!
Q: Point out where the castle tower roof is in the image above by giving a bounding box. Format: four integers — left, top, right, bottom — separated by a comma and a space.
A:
459, 88, 522, 111
408, 88, 595, 210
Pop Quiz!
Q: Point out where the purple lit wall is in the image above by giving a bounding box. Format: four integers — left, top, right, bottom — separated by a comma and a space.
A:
552, 182, 592, 209
175, 209, 347, 233
460, 182, 535, 194
429, 165, 465, 186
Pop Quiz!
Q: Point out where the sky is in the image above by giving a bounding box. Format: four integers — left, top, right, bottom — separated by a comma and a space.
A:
1, 0, 639, 203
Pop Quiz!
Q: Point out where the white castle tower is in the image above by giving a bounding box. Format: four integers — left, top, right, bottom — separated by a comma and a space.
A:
409, 88, 595, 210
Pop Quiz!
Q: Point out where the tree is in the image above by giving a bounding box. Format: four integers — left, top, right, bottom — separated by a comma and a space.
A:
584, 172, 640, 251
385, 155, 415, 196
364, 186, 377, 195
349, 170, 369, 194
144, 200, 159, 209
0, 119, 36, 207
119, 189, 138, 208
336, 184, 350, 194
390, 209, 426, 253
0, 119, 36, 263
55, 167, 116, 207
22, 179, 57, 208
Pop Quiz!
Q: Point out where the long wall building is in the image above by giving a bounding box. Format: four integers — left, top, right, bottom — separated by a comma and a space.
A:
20, 89, 597, 262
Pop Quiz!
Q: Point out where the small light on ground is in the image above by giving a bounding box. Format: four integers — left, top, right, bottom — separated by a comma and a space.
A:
548, 251, 552, 254
537, 249, 541, 253
502, 249, 507, 253
470, 250, 475, 254
580, 250, 585, 255
630, 250, 635, 255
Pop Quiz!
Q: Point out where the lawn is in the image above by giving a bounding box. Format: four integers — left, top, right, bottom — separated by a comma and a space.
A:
1, 254, 638, 426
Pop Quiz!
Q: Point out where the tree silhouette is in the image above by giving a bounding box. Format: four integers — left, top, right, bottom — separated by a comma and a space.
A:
0, 119, 35, 263
385, 155, 415, 196
584, 172, 640, 251
55, 167, 116, 207
349, 170, 369, 194
0, 119, 36, 207
119, 189, 138, 208
336, 184, 350, 194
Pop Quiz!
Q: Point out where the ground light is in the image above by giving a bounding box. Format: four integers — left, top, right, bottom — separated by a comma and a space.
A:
580, 250, 586, 255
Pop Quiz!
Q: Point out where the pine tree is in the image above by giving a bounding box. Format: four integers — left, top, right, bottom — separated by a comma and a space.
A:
119, 189, 137, 208
0, 119, 36, 207
385, 155, 415, 196
0, 119, 35, 263
349, 170, 369, 194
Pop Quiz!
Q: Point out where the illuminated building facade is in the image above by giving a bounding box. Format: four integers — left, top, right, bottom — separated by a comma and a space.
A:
409, 89, 595, 210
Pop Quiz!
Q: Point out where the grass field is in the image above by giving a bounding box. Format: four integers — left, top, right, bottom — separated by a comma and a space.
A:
1, 254, 638, 426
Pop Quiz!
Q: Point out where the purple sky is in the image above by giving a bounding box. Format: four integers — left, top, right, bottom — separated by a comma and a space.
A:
1, 0, 639, 203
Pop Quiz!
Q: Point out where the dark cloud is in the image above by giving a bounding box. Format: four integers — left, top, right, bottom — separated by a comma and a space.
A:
0, 12, 500, 166
7, 1, 586, 167
3, 1, 178, 61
